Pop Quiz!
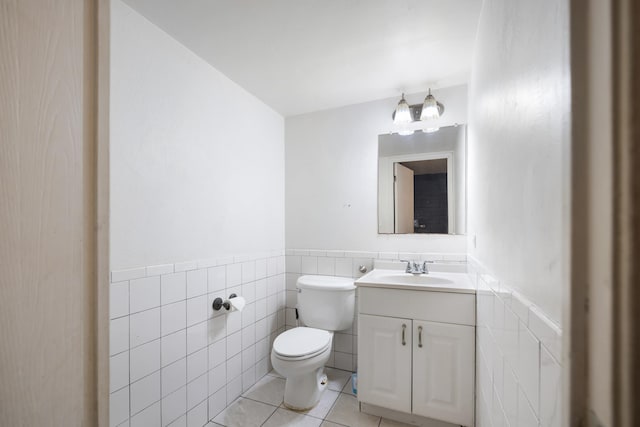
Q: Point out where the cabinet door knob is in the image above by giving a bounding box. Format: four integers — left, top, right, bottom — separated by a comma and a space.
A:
402, 324, 406, 346
418, 325, 423, 348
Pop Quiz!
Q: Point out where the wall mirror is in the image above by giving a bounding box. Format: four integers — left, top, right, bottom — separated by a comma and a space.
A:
378, 125, 466, 235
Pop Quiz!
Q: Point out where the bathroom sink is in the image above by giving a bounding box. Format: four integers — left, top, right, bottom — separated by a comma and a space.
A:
355, 268, 475, 293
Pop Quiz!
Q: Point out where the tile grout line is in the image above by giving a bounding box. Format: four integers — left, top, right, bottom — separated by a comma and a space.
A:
116, 255, 433, 426
221, 376, 354, 426
257, 400, 278, 427
127, 279, 131, 422
160, 273, 165, 427
206, 274, 212, 427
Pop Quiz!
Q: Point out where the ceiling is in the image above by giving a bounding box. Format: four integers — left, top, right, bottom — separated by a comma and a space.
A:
402, 159, 448, 175
122, 0, 482, 117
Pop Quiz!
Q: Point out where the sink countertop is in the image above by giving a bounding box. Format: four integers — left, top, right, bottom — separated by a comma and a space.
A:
355, 268, 476, 294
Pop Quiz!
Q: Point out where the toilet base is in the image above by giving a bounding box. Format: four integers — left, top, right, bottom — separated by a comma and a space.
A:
282, 367, 328, 411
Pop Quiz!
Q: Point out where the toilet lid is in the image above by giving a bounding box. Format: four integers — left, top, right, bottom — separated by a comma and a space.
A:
273, 327, 332, 359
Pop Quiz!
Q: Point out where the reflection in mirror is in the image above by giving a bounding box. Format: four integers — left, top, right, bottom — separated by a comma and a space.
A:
378, 125, 466, 235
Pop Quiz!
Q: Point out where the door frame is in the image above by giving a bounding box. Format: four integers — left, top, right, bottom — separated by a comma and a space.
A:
610, 0, 640, 424
96, 0, 110, 425
379, 151, 455, 234
568, 0, 640, 425
393, 162, 415, 233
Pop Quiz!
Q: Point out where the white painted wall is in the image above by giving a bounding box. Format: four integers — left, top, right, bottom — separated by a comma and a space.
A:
285, 85, 468, 253
467, 0, 569, 325
468, 1, 569, 426
109, 3, 287, 425
110, 0, 285, 270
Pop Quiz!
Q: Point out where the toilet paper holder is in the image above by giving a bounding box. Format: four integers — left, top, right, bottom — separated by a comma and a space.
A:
212, 293, 238, 311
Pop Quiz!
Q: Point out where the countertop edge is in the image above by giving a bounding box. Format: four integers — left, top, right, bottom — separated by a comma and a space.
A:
355, 281, 477, 294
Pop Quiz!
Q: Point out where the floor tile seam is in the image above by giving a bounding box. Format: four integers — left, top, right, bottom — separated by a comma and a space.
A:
258, 407, 278, 427
237, 394, 281, 409
323, 389, 346, 425
256, 401, 279, 427
320, 387, 347, 420
323, 419, 350, 427
260, 405, 334, 427
239, 390, 283, 408
331, 391, 386, 427
276, 402, 331, 421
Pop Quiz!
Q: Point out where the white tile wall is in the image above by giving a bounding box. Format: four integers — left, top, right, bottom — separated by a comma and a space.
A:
131, 371, 161, 415
110, 385, 130, 426
109, 251, 286, 427
470, 256, 563, 427
130, 308, 160, 348
130, 276, 161, 313
187, 400, 208, 427
130, 340, 160, 382
131, 400, 161, 427
162, 358, 186, 397
284, 249, 467, 372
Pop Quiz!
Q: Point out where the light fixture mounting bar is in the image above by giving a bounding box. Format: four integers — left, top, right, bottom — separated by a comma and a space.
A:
391, 102, 445, 122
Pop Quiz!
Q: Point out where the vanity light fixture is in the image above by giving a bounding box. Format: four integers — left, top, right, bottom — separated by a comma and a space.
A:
420, 89, 441, 120
391, 89, 445, 127
393, 93, 412, 125
393, 93, 415, 136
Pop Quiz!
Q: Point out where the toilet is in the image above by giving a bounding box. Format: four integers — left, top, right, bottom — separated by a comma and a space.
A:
271, 275, 356, 410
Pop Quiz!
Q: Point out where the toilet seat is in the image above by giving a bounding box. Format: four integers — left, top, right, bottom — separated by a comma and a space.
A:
272, 327, 332, 360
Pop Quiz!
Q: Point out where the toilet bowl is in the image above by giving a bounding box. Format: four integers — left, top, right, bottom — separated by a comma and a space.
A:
271, 327, 333, 410
270, 275, 355, 410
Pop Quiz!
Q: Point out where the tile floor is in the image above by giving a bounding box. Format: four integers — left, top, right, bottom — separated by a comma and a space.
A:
205, 368, 414, 427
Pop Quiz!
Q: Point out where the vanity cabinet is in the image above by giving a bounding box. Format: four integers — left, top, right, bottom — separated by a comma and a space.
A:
411, 319, 474, 423
357, 287, 475, 427
358, 314, 413, 413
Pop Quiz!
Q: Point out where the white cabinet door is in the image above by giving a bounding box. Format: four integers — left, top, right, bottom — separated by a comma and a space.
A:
358, 314, 412, 413
412, 320, 475, 426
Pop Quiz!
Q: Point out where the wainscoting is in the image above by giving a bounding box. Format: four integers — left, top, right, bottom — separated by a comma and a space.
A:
470, 257, 562, 427
109, 251, 286, 427
284, 249, 466, 373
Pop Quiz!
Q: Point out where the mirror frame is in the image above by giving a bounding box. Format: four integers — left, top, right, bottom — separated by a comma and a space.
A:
377, 124, 467, 235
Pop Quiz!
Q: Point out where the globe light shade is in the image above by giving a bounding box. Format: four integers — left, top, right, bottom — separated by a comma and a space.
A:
393, 94, 412, 125
420, 92, 440, 121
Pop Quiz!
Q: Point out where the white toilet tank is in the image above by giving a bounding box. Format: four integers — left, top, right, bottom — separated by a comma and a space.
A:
296, 275, 356, 331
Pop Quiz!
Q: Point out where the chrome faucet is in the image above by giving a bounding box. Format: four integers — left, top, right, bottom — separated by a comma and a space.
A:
401, 260, 430, 275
